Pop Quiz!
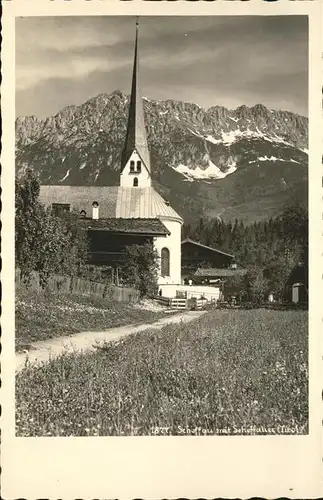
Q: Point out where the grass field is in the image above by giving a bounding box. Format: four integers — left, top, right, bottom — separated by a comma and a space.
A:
16, 290, 172, 352
16, 308, 308, 437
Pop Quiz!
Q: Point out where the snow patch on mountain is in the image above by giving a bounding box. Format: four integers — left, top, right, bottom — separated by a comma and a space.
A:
205, 127, 296, 149
188, 128, 202, 138
221, 130, 242, 145
59, 169, 70, 182
173, 164, 194, 181
206, 160, 227, 179
259, 156, 279, 162
248, 156, 302, 165
174, 160, 228, 180
225, 160, 237, 176
205, 135, 222, 145
270, 133, 294, 147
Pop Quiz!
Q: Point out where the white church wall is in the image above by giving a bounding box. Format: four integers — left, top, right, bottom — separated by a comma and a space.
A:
154, 218, 182, 286
120, 150, 150, 188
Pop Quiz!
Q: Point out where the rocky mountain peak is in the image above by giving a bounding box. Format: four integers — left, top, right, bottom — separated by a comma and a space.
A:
15, 91, 308, 223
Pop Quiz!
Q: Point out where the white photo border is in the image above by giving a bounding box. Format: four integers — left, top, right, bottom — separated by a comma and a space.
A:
1, 1, 322, 498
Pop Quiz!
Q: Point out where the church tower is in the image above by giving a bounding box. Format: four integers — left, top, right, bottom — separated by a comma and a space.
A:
120, 20, 151, 188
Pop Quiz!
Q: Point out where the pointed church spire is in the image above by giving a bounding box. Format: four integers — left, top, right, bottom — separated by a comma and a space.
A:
121, 18, 151, 174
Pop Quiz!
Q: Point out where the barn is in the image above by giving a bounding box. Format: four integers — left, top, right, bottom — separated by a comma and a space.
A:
181, 238, 235, 281
283, 261, 308, 305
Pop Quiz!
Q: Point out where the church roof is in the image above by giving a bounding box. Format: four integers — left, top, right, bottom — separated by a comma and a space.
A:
121, 21, 151, 173
80, 218, 170, 235
116, 186, 182, 221
39, 185, 183, 223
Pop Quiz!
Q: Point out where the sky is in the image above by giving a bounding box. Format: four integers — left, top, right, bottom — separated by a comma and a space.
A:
16, 16, 308, 118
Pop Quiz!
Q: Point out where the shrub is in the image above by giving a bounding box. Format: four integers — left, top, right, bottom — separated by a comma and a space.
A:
120, 243, 159, 297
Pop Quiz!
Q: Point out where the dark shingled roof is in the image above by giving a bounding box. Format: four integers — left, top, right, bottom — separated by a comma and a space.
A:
79, 218, 170, 235
181, 238, 234, 258
194, 268, 247, 278
285, 262, 307, 286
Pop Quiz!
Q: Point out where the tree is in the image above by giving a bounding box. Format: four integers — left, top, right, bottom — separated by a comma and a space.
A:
59, 211, 89, 277
15, 169, 45, 279
15, 169, 89, 284
280, 200, 308, 249
223, 273, 249, 303
250, 271, 269, 304
120, 242, 159, 297
194, 216, 207, 242
264, 251, 298, 300
245, 268, 269, 304
182, 199, 308, 266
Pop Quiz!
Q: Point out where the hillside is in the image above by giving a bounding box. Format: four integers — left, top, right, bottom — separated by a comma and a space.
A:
15, 91, 308, 223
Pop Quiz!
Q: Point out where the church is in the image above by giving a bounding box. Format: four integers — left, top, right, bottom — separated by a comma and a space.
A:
39, 21, 183, 287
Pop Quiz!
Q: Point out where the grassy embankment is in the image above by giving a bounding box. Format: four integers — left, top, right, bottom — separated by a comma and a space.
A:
16, 308, 308, 436
16, 289, 173, 352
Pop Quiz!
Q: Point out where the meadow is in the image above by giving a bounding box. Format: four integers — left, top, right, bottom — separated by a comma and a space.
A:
16, 308, 308, 436
16, 290, 171, 352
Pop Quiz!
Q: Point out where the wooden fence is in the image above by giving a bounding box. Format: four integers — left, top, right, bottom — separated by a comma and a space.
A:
15, 269, 140, 304
156, 296, 208, 310
169, 298, 188, 310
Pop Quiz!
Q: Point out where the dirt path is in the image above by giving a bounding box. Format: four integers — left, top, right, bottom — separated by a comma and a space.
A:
16, 310, 206, 372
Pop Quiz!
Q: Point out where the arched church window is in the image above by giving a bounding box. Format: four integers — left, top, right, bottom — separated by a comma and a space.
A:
133, 177, 139, 187
161, 247, 170, 277
130, 160, 135, 172
136, 160, 141, 172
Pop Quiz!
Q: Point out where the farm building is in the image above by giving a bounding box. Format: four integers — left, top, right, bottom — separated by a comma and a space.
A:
153, 239, 241, 303
38, 21, 183, 287
158, 267, 247, 303
283, 261, 308, 305
193, 267, 247, 285
193, 267, 248, 303
181, 238, 235, 279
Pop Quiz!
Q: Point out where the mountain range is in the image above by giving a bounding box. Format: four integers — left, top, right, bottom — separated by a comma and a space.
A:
15, 91, 308, 224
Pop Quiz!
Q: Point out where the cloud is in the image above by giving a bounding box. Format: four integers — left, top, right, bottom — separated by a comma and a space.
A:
16, 49, 130, 91
15, 16, 308, 117
15, 17, 132, 90
16, 16, 123, 52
